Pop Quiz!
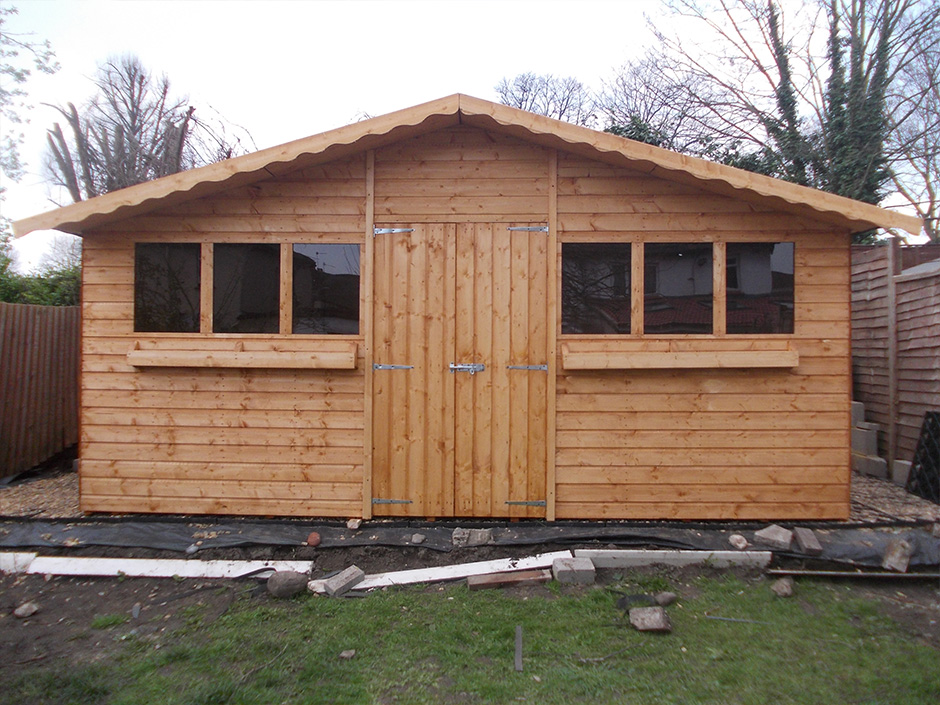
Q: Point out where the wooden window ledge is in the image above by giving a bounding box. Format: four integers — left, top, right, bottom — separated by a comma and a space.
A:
127, 342, 358, 369
561, 341, 798, 370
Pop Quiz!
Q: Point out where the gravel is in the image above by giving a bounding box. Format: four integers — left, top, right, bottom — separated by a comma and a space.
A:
1, 469, 937, 524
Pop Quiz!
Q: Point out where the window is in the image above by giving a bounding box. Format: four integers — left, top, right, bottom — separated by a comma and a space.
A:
726, 242, 794, 334
561, 243, 631, 334
134, 243, 201, 332
644, 243, 713, 334
292, 244, 361, 334
213, 243, 280, 334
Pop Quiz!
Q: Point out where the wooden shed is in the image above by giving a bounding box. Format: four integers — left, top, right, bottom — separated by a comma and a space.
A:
14, 94, 921, 521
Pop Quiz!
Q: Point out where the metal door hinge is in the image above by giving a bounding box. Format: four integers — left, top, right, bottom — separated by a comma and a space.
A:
373, 363, 413, 370
505, 500, 547, 507
506, 364, 548, 371
507, 226, 548, 232
449, 362, 485, 375
373, 227, 414, 237
372, 498, 413, 505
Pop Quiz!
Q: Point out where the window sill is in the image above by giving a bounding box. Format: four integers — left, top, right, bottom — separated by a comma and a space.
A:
127, 342, 358, 369
560, 340, 798, 370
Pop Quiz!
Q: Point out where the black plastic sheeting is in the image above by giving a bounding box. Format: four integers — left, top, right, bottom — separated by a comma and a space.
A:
1, 519, 937, 568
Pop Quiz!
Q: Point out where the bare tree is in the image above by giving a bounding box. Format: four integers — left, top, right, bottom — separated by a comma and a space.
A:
45, 55, 252, 203
495, 72, 597, 126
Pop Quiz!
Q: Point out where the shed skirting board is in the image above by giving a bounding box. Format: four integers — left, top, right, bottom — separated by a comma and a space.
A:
0, 553, 311, 579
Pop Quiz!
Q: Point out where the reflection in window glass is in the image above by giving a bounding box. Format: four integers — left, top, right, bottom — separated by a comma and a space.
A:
726, 242, 794, 334
644, 243, 713, 334
213, 243, 280, 333
134, 243, 201, 332
292, 244, 361, 334
561, 243, 631, 334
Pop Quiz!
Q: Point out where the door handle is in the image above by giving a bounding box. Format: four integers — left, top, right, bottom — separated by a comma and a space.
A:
449, 362, 485, 375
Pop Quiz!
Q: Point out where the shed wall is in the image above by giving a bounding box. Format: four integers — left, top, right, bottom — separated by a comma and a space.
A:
78, 126, 852, 519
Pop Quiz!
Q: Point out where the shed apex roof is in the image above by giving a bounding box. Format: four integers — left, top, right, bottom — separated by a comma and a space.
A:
12, 93, 921, 237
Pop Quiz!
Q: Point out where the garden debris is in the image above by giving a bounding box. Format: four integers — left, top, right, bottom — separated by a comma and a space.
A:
575, 549, 771, 569
339, 649, 356, 660
613, 592, 657, 611
355, 551, 572, 590
346, 519, 362, 531
13, 601, 39, 618
655, 591, 678, 606
0, 553, 312, 579
467, 569, 551, 591
266, 571, 309, 598
319, 565, 365, 596
793, 527, 823, 556
770, 576, 795, 597
514, 625, 523, 672
629, 606, 672, 632
551, 556, 595, 584
882, 538, 914, 573
304, 532, 321, 547
410, 533, 426, 545
753, 524, 793, 550
452, 527, 493, 547
728, 534, 749, 550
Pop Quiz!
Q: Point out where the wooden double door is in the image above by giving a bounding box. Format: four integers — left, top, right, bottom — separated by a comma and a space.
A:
372, 223, 550, 517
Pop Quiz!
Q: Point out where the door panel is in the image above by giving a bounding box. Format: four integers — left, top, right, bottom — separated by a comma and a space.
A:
372, 224, 455, 516
372, 223, 548, 517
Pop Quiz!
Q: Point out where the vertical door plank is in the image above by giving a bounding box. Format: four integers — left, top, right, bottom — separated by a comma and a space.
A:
490, 224, 512, 515
388, 228, 413, 513
527, 226, 550, 518
508, 226, 530, 517
454, 224, 477, 516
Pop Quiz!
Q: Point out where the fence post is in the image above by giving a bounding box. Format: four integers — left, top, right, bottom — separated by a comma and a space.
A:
886, 238, 900, 473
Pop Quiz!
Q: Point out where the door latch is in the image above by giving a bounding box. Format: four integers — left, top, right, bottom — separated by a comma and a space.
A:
449, 362, 485, 375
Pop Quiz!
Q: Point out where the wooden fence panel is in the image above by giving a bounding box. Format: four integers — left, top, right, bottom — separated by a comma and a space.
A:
851, 244, 940, 465
0, 302, 80, 479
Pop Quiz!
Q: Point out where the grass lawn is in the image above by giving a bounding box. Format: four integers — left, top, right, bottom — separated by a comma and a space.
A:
6, 570, 938, 705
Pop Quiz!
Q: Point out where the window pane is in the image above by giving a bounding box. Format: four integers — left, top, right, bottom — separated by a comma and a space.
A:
726, 242, 794, 334
292, 244, 361, 334
213, 244, 280, 333
134, 243, 201, 332
561, 243, 631, 334
644, 243, 713, 334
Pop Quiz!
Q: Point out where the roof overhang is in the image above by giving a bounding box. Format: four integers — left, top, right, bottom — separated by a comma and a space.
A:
13, 93, 922, 237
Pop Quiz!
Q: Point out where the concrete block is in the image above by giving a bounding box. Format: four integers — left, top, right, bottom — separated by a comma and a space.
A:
892, 460, 912, 487
452, 528, 493, 547
552, 556, 596, 584
852, 453, 889, 479
322, 565, 365, 596
852, 426, 879, 457
753, 524, 793, 550
882, 539, 914, 573
792, 527, 823, 556
851, 401, 866, 426
629, 606, 672, 632
574, 549, 771, 569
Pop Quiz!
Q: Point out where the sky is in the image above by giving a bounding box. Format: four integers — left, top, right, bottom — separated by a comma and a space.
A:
3, 0, 658, 270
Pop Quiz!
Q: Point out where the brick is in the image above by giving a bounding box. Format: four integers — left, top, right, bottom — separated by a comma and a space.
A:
467, 569, 552, 591
753, 524, 793, 550
629, 606, 672, 632
552, 557, 596, 584
792, 527, 823, 556
322, 565, 365, 596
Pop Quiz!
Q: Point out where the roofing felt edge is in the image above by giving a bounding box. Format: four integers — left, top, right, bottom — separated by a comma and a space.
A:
12, 93, 923, 237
